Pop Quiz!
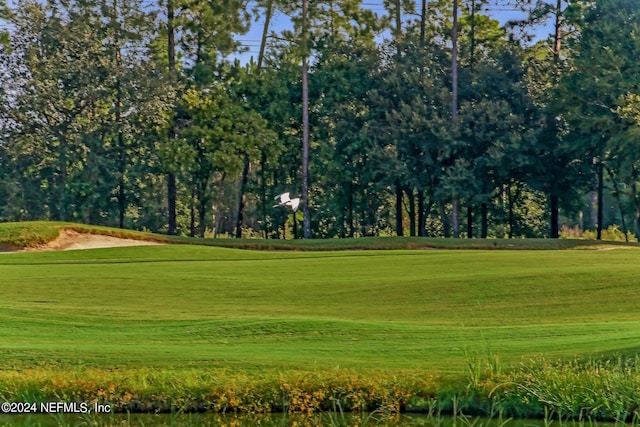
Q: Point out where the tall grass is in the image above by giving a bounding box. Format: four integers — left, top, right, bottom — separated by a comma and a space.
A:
485, 356, 640, 422
0, 357, 638, 422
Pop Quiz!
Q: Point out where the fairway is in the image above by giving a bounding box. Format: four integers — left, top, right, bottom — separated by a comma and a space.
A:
1, 245, 640, 374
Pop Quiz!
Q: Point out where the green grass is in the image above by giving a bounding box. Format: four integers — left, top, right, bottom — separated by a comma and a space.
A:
1, 241, 640, 372
1, 222, 640, 419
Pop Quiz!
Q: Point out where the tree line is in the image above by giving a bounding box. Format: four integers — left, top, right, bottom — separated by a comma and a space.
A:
1, 0, 639, 240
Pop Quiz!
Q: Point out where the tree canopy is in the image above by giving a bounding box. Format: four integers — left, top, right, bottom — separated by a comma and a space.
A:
1, 0, 638, 241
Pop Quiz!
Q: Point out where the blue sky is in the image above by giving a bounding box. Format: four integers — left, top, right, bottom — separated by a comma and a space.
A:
233, 1, 556, 64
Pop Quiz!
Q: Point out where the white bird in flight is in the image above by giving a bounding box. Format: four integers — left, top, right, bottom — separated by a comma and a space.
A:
274, 192, 300, 212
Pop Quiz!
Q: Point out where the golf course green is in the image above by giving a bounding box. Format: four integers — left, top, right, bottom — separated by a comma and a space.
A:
1, 222, 640, 420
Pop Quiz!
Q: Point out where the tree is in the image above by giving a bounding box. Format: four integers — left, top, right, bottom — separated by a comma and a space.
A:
0, 0, 172, 227
556, 0, 640, 240
176, 85, 274, 237
0, 0, 9, 47
0, 0, 107, 221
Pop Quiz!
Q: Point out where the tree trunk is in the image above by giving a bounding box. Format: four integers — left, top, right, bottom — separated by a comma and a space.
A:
394, 0, 402, 37
450, 0, 459, 237
260, 153, 268, 239
235, 156, 250, 238
417, 190, 425, 237
301, 0, 311, 239
439, 202, 451, 238
547, 0, 562, 240
632, 178, 640, 240
292, 211, 298, 238
190, 188, 196, 237
420, 0, 427, 46
198, 195, 206, 238
257, 0, 273, 70
605, 166, 628, 242
452, 198, 460, 238
507, 183, 514, 239
395, 180, 403, 236
481, 202, 488, 238
550, 193, 559, 238
451, 0, 458, 120
597, 160, 604, 240
114, 30, 125, 229
407, 188, 416, 236
166, 0, 178, 235
467, 205, 473, 238
59, 139, 67, 222
348, 182, 354, 238
554, 0, 562, 60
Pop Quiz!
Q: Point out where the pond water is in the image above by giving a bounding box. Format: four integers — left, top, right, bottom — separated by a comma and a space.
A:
0, 412, 625, 427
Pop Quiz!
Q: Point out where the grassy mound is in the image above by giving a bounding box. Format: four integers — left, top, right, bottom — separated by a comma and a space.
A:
2, 221, 639, 251
0, 222, 171, 249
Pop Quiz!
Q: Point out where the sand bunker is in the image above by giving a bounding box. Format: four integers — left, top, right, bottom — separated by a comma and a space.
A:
25, 229, 165, 252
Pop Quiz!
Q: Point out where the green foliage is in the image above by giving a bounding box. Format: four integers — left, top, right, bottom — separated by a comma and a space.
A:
488, 356, 640, 421
560, 225, 638, 242
2, 0, 640, 240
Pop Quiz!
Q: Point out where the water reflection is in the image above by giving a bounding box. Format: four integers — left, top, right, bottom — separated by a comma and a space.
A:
0, 413, 623, 427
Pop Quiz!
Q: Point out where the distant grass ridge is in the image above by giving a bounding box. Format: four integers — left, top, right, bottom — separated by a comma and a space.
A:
2, 221, 640, 251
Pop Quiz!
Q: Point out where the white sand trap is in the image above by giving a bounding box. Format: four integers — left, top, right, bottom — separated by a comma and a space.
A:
26, 229, 165, 251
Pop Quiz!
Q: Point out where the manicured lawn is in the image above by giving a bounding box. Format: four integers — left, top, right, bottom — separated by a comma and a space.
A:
1, 245, 640, 374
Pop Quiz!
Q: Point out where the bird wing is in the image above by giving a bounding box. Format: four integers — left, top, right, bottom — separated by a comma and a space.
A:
289, 198, 300, 212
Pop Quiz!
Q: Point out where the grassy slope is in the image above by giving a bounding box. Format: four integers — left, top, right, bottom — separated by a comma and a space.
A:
2, 221, 640, 251
1, 241, 640, 375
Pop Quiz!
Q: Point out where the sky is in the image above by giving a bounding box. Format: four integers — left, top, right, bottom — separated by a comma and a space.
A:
232, 1, 556, 64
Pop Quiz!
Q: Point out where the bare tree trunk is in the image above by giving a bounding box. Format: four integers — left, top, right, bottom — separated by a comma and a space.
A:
199, 196, 206, 238
257, 0, 273, 70
417, 190, 426, 237
451, 0, 460, 237
481, 202, 488, 238
451, 0, 458, 122
235, 156, 250, 238
407, 188, 416, 236
301, 0, 311, 239
452, 199, 460, 238
467, 206, 473, 238
420, 0, 427, 45
395, 180, 404, 236
58, 139, 67, 221
507, 183, 514, 239
348, 182, 354, 238
632, 176, 640, 240
394, 0, 402, 36
260, 153, 268, 239
292, 210, 298, 238
597, 160, 604, 240
440, 202, 451, 238
548, 0, 562, 239
550, 194, 559, 238
190, 188, 196, 237
605, 165, 628, 242
113, 7, 126, 229
167, 0, 177, 235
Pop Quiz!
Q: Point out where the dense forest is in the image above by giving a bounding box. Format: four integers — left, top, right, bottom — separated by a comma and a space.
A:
0, 0, 639, 240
